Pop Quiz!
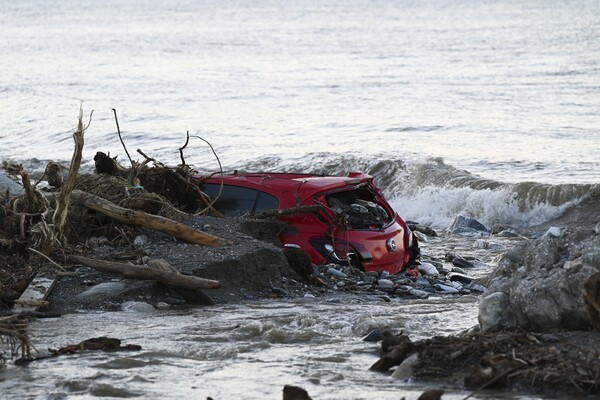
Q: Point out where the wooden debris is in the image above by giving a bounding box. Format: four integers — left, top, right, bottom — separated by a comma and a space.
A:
0, 314, 31, 360
12, 276, 56, 313
70, 255, 221, 289
15, 336, 141, 365
53, 106, 88, 245
70, 189, 228, 247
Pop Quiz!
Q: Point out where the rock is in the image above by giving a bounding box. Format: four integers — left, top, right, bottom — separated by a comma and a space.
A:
447, 272, 473, 284
418, 262, 439, 276
133, 235, 147, 248
478, 292, 512, 331
362, 329, 383, 342
408, 223, 438, 237
434, 284, 459, 294
303, 293, 315, 300
479, 228, 600, 332
451, 257, 475, 269
391, 352, 419, 380
417, 389, 444, 400
326, 267, 348, 278
0, 172, 23, 194
283, 385, 312, 400
543, 226, 562, 238
121, 301, 155, 312
409, 288, 429, 299
449, 216, 490, 235
377, 279, 395, 289
76, 282, 128, 299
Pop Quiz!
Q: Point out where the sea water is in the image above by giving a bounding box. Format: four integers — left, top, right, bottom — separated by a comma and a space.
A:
0, 0, 598, 398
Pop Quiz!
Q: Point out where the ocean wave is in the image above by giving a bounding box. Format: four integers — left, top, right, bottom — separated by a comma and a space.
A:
236, 154, 598, 229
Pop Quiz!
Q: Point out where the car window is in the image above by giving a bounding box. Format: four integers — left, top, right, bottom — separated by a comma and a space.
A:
200, 183, 278, 216
255, 191, 279, 213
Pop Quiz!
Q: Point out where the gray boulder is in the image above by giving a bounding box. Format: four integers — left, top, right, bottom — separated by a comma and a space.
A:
449, 215, 490, 236
0, 172, 23, 194
478, 228, 600, 332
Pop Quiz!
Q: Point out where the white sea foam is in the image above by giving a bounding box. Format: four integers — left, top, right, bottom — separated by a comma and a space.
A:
390, 185, 575, 230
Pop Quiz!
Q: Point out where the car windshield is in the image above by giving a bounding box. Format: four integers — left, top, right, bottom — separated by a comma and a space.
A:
325, 187, 392, 229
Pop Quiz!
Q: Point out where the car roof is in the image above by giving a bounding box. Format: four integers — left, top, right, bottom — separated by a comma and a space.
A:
194, 171, 374, 195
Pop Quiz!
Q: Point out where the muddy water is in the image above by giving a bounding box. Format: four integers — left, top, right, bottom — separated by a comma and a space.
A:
2, 234, 549, 400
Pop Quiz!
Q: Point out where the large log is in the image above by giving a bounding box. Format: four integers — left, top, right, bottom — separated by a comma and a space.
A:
70, 255, 221, 289
69, 189, 227, 247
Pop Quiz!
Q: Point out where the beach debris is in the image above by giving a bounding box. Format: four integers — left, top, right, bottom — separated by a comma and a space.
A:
15, 336, 142, 365
69, 189, 228, 247
0, 314, 31, 362
70, 255, 221, 290
369, 331, 414, 372
283, 385, 312, 400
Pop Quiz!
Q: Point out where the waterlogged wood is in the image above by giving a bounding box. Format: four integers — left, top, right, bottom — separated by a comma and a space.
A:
70, 255, 221, 289
70, 189, 227, 247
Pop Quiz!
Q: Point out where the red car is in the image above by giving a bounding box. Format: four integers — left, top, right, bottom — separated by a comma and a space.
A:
194, 172, 419, 275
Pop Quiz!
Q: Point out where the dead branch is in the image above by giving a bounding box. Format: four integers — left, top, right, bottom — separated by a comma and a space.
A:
53, 106, 88, 246
111, 108, 134, 171
70, 189, 228, 247
70, 255, 221, 289
180, 131, 190, 166
251, 205, 323, 219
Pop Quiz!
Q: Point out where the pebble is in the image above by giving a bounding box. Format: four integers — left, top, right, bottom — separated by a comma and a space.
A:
452, 257, 476, 269
326, 267, 348, 278
415, 278, 431, 287
121, 301, 155, 312
434, 284, 459, 294
418, 262, 439, 276
447, 272, 473, 284
133, 235, 147, 248
377, 279, 395, 289
409, 288, 430, 299
303, 293, 316, 299
544, 227, 562, 238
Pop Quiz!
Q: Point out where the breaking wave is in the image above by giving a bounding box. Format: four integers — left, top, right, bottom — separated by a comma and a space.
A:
239, 154, 599, 230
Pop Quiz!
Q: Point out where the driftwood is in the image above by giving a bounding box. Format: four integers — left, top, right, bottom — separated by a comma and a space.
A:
69, 189, 228, 247
252, 205, 323, 219
70, 255, 221, 289
53, 107, 87, 245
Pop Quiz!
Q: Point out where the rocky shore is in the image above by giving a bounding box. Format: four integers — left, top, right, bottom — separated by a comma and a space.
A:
2, 167, 600, 398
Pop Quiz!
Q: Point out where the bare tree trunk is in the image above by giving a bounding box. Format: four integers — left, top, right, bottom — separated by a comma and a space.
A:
70, 256, 220, 289
70, 189, 228, 247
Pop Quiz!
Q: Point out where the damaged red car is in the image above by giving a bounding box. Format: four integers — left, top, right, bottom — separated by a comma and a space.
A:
194, 172, 419, 275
